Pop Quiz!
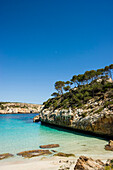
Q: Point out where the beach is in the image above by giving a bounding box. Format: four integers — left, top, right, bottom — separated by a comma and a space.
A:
0, 113, 113, 169
0, 156, 77, 170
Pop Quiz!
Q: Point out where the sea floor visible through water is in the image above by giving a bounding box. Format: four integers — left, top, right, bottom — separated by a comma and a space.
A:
0, 113, 113, 163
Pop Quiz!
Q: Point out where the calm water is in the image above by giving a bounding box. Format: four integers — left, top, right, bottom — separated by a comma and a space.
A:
0, 113, 113, 162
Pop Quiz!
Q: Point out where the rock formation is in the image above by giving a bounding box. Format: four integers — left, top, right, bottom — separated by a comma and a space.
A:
39, 144, 59, 148
17, 149, 52, 158
54, 152, 75, 157
74, 156, 104, 170
34, 95, 113, 137
0, 153, 14, 160
0, 102, 43, 114
105, 140, 113, 151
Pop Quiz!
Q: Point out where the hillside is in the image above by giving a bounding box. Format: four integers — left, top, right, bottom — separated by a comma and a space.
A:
0, 102, 42, 114
34, 64, 113, 137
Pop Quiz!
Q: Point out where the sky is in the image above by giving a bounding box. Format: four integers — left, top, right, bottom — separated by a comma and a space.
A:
0, 0, 113, 104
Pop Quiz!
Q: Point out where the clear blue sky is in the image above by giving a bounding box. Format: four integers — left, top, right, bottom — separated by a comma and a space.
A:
0, 0, 113, 104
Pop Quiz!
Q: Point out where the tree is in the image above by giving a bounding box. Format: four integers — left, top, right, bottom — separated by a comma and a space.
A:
65, 81, 72, 85
51, 92, 59, 97
71, 75, 79, 86
90, 70, 96, 81
55, 81, 65, 95
84, 71, 90, 84
77, 74, 82, 85
109, 64, 113, 79
63, 85, 71, 92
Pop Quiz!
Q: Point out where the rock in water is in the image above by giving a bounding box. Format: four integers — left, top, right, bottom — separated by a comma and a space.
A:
39, 144, 59, 148
0, 153, 14, 160
33, 115, 40, 122
105, 140, 113, 151
17, 149, 52, 158
74, 156, 104, 170
54, 152, 75, 157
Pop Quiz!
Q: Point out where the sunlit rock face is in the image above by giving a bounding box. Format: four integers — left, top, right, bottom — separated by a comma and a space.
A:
36, 96, 113, 137
74, 156, 105, 170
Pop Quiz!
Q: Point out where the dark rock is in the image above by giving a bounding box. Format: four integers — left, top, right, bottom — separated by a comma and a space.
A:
105, 140, 113, 151
17, 149, 52, 158
51, 150, 57, 152
0, 153, 14, 160
54, 152, 75, 157
74, 156, 104, 170
40, 144, 60, 148
33, 115, 40, 122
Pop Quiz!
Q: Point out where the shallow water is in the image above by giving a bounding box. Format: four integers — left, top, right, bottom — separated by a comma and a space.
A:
0, 113, 113, 162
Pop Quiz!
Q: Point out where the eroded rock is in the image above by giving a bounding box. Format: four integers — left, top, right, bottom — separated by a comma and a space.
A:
17, 149, 52, 158
0, 153, 14, 160
54, 152, 75, 157
33, 115, 40, 122
40, 144, 59, 148
105, 140, 113, 151
105, 159, 113, 169
74, 156, 104, 170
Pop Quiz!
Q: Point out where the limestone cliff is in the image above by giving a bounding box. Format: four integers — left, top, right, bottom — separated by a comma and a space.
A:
0, 102, 43, 114
34, 92, 113, 137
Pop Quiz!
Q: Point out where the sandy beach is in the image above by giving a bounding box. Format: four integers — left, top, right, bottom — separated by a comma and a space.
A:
0, 154, 111, 170
0, 156, 77, 170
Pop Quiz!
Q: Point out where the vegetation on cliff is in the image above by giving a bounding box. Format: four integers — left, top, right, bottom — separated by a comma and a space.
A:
43, 64, 113, 111
0, 102, 42, 114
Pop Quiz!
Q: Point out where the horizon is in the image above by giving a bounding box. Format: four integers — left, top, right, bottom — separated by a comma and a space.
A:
0, 0, 113, 104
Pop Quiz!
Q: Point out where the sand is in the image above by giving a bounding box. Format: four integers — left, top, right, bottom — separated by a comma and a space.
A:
0, 156, 76, 170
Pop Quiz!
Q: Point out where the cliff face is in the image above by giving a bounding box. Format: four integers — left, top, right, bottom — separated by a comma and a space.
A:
36, 94, 113, 137
0, 102, 43, 114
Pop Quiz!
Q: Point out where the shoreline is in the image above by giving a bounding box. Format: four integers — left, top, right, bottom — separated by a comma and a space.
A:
0, 156, 76, 170
0, 112, 39, 114
0, 155, 110, 170
40, 121, 113, 140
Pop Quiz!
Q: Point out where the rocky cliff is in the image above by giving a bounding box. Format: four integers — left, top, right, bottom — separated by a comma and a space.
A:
0, 102, 43, 114
34, 91, 113, 137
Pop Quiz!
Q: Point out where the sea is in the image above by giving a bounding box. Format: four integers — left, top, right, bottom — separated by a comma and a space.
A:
0, 113, 113, 162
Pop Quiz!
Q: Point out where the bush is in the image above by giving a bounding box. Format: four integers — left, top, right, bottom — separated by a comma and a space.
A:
81, 112, 87, 118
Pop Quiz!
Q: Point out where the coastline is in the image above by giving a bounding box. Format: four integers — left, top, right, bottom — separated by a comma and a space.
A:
0, 154, 110, 170
0, 156, 76, 170
41, 121, 113, 140
0, 112, 39, 114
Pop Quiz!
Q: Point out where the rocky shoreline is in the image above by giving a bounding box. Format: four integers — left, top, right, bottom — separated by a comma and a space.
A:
0, 102, 43, 114
34, 93, 113, 138
0, 142, 113, 169
0, 141, 113, 170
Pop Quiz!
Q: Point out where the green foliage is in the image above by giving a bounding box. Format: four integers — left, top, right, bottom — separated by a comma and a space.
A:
81, 112, 87, 118
43, 64, 113, 110
0, 105, 5, 110
104, 100, 113, 108
55, 81, 65, 95
51, 92, 59, 97
63, 85, 71, 92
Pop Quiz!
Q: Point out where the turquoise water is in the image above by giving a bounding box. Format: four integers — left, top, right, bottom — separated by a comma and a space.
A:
0, 113, 113, 162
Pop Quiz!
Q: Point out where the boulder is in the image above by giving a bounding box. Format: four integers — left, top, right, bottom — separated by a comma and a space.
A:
33, 115, 40, 122
54, 152, 75, 157
105, 140, 113, 151
74, 156, 104, 170
17, 149, 52, 158
39, 144, 59, 148
0, 153, 14, 160
105, 159, 113, 169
